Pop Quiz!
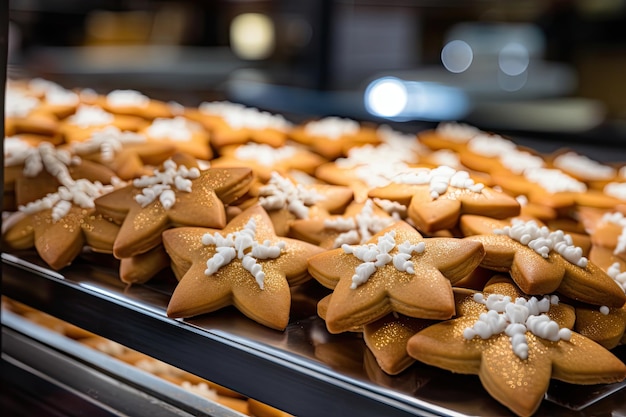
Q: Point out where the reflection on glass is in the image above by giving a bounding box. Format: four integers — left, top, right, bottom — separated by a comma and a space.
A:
441, 40, 473, 73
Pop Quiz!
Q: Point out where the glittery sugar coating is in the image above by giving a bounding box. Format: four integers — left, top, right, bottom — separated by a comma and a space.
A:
94, 166, 253, 259
307, 220, 485, 334
406, 276, 626, 417
466, 232, 626, 308
163, 204, 325, 330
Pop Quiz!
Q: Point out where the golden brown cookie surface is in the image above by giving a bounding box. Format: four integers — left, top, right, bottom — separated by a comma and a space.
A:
163, 205, 324, 329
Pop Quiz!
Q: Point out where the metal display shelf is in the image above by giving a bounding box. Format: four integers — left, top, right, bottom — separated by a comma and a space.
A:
2, 251, 626, 417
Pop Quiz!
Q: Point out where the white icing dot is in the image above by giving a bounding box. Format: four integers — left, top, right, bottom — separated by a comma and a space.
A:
607, 262, 626, 293
600, 306, 610, 315
202, 218, 285, 289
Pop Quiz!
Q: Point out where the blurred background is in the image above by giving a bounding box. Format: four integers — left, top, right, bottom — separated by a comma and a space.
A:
6, 0, 626, 157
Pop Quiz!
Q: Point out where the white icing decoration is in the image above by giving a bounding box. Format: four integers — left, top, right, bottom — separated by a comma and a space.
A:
494, 219, 588, 267
604, 182, 626, 201
601, 212, 626, 255
324, 199, 397, 248
391, 165, 484, 199
435, 121, 480, 143
106, 89, 150, 107
523, 168, 587, 193
234, 143, 297, 165
44, 86, 79, 106
428, 149, 461, 168
553, 151, 616, 180
8, 142, 78, 188
132, 159, 200, 209
146, 117, 200, 141
258, 172, 324, 219
201, 218, 285, 289
67, 105, 115, 128
72, 126, 146, 161
607, 262, 626, 294
198, 101, 291, 130
342, 230, 425, 289
464, 293, 571, 360
600, 306, 610, 315
377, 124, 427, 154
19, 178, 116, 221
5, 90, 39, 118
467, 134, 516, 157
499, 149, 545, 175
304, 116, 360, 139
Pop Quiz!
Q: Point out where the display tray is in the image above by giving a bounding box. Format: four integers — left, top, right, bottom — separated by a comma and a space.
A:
2, 250, 625, 417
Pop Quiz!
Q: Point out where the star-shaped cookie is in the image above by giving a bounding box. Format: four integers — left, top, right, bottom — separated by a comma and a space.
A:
406, 276, 626, 417
94, 161, 254, 258
465, 219, 626, 307
162, 205, 325, 330
368, 165, 520, 234
290, 199, 399, 249
307, 220, 485, 333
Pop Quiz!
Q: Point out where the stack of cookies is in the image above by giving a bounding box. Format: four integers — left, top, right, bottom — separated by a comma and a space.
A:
3, 77, 626, 417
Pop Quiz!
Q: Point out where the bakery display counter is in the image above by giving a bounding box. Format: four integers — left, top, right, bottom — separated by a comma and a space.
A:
3, 250, 625, 417
2, 309, 244, 417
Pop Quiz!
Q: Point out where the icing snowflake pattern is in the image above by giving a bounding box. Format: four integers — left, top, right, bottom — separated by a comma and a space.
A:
72, 126, 146, 162
324, 199, 399, 247
201, 218, 286, 289
494, 219, 588, 267
132, 159, 200, 209
20, 179, 116, 222
464, 293, 572, 360
342, 230, 425, 289
258, 172, 324, 219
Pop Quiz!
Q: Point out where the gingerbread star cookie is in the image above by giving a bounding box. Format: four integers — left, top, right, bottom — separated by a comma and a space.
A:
163, 205, 325, 329
314, 140, 422, 203
362, 313, 434, 375
307, 220, 485, 333
209, 142, 327, 183
289, 116, 381, 160
94, 160, 254, 258
290, 199, 400, 249
406, 276, 626, 417
252, 171, 353, 236
418, 121, 480, 153
4, 179, 120, 270
188, 101, 292, 151
465, 218, 626, 307
98, 89, 173, 120
70, 126, 177, 180
60, 104, 149, 144
368, 165, 520, 234
140, 116, 213, 161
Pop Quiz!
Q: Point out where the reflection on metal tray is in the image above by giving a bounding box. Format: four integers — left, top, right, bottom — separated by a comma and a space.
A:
2, 251, 625, 417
